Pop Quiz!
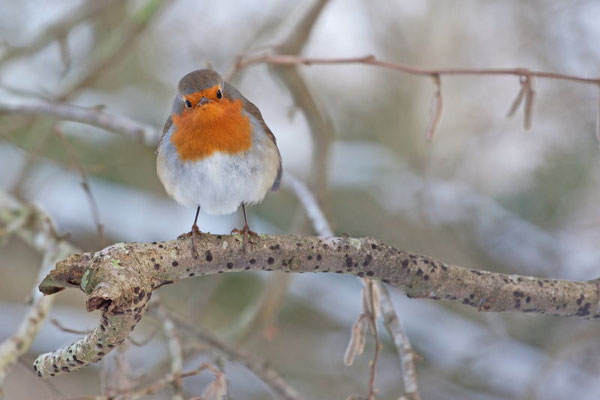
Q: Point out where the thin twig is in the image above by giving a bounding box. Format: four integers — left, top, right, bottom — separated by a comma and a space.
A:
166, 310, 302, 400
378, 284, 421, 400
425, 74, 443, 141
55, 127, 104, 238
235, 54, 600, 85
154, 302, 184, 400
282, 173, 334, 237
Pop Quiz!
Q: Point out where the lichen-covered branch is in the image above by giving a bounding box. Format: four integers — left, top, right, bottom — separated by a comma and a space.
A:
33, 233, 600, 377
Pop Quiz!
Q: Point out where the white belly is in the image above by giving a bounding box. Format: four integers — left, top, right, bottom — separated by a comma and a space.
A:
156, 115, 279, 215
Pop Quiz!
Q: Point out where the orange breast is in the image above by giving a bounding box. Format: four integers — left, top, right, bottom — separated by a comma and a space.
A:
171, 97, 252, 161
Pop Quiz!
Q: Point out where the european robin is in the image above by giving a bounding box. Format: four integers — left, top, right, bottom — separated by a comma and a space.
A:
156, 69, 282, 242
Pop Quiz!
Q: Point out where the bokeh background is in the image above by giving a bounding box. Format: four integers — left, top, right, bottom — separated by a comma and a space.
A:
1, 0, 600, 399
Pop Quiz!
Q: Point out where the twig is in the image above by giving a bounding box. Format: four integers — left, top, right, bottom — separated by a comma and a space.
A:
154, 302, 184, 400
55, 0, 173, 101
425, 74, 443, 141
378, 284, 421, 400
33, 233, 600, 377
282, 173, 334, 237
234, 54, 600, 85
0, 1, 117, 65
364, 279, 381, 400
55, 127, 104, 238
167, 310, 302, 400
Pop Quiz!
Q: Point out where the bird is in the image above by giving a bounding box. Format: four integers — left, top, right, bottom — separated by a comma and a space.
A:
156, 69, 282, 244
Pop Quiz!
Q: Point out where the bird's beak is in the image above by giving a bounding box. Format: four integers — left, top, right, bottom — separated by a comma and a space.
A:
199, 97, 210, 105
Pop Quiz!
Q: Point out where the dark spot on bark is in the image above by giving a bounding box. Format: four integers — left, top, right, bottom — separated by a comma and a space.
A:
525, 296, 531, 303
267, 257, 274, 265
217, 235, 222, 239
152, 241, 157, 244
336, 270, 343, 273
189, 273, 195, 277
37, 371, 42, 377
517, 277, 522, 282
154, 263, 160, 270
363, 254, 372, 267
307, 255, 313, 260
513, 290, 524, 298
423, 259, 430, 265
151, 258, 155, 262
134, 287, 140, 294
317, 254, 322, 261
537, 280, 543, 287
503, 278, 509, 283
382, 279, 390, 284
244, 266, 250, 270
423, 275, 429, 280
269, 244, 280, 250
158, 244, 164, 248
462, 298, 471, 305
401, 260, 409, 269
345, 256, 353, 267
314, 265, 320, 269
515, 299, 521, 309
371, 244, 378, 249
97, 352, 105, 357
416, 269, 423, 276
576, 302, 591, 317
470, 294, 475, 299
62, 367, 70, 372
138, 290, 145, 302
172, 261, 178, 267
227, 262, 233, 269
366, 271, 374, 277
357, 271, 364, 277
205, 251, 213, 262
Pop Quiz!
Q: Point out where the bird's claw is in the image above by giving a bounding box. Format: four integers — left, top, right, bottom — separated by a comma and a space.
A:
231, 224, 258, 248
177, 224, 203, 240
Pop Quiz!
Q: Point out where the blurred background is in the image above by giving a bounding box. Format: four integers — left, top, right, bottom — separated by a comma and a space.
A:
1, 0, 600, 399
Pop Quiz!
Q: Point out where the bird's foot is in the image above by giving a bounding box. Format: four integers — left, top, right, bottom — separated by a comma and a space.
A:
177, 224, 203, 240
231, 224, 259, 249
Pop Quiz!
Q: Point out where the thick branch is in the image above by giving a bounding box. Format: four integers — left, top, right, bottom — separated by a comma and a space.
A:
34, 234, 600, 377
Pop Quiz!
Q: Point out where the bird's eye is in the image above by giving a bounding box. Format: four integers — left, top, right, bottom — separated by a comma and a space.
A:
184, 99, 192, 108
216, 89, 222, 99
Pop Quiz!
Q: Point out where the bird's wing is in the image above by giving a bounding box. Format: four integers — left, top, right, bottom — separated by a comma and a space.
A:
156, 115, 173, 153
226, 82, 282, 191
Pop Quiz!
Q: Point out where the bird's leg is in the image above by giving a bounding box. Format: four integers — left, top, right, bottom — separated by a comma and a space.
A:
177, 206, 203, 239
231, 203, 258, 248
176, 206, 202, 259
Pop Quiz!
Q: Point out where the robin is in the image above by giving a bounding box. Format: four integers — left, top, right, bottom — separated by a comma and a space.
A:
156, 69, 282, 243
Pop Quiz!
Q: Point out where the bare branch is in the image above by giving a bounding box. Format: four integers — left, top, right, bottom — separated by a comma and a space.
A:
235, 54, 600, 86
0, 101, 159, 145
